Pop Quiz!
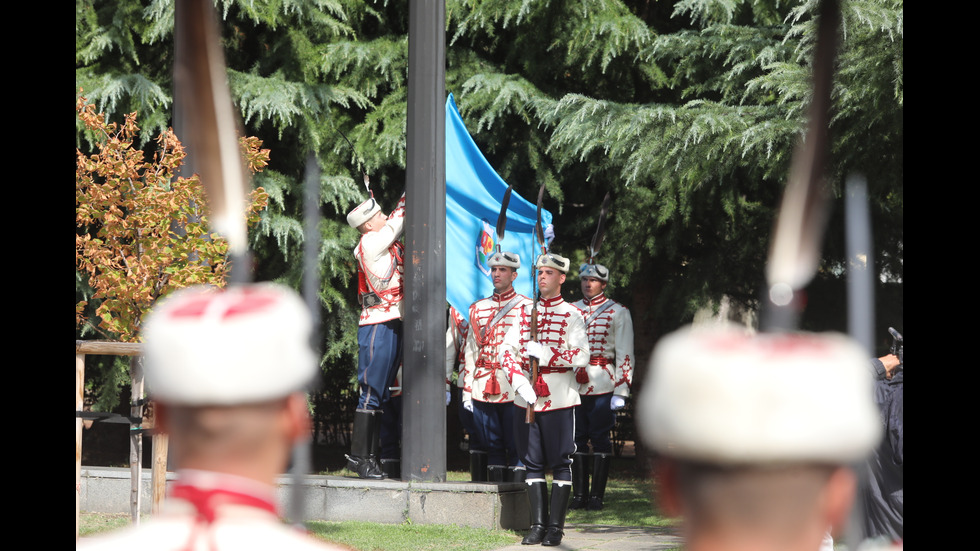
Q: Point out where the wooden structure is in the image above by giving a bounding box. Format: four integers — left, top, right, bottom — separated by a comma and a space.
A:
75, 340, 166, 539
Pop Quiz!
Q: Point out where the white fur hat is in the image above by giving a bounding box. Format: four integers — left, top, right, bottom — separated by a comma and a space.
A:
535, 253, 570, 273
142, 283, 317, 405
638, 326, 881, 464
488, 251, 521, 269
346, 197, 381, 229
579, 263, 609, 282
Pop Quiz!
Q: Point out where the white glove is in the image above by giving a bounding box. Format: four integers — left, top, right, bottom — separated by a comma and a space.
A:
463, 399, 473, 412
517, 384, 537, 405
610, 395, 626, 410
525, 341, 544, 359
512, 375, 537, 405
544, 223, 555, 247
446, 391, 452, 407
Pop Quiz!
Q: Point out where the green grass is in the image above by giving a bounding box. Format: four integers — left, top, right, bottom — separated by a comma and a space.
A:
566, 472, 676, 528
307, 520, 519, 551
78, 512, 132, 537
80, 466, 677, 550
77, 514, 520, 550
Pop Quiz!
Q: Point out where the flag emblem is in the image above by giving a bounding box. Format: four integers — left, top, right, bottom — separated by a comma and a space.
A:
476, 219, 495, 276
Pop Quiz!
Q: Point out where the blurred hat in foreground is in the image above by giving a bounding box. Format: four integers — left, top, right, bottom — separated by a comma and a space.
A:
143, 283, 317, 405
638, 326, 880, 465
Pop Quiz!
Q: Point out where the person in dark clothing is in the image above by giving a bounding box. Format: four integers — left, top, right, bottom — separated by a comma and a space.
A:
864, 353, 903, 542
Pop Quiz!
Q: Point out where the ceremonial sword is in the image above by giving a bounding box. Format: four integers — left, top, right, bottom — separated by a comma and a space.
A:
587, 192, 612, 265
174, 0, 313, 528
762, 0, 840, 331
495, 185, 513, 255
526, 183, 548, 424
758, 1, 875, 547
471, 185, 515, 342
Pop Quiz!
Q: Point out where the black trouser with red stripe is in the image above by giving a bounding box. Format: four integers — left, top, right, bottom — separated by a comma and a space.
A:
513, 406, 575, 481
474, 401, 522, 467
356, 319, 402, 410
574, 393, 615, 453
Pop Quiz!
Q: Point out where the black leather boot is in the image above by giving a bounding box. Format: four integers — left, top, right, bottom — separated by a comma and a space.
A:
508, 465, 527, 483
345, 409, 384, 479
569, 452, 590, 509
542, 482, 571, 546
381, 458, 401, 480
522, 480, 548, 545
488, 464, 506, 483
470, 450, 488, 482
587, 452, 611, 510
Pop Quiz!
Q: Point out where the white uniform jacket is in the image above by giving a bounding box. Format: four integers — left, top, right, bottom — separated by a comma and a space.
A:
463, 288, 532, 404
572, 293, 634, 398
445, 306, 468, 391
355, 194, 406, 326
499, 296, 589, 412
78, 470, 344, 551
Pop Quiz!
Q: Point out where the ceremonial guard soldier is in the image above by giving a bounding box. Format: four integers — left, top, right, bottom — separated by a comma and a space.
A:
570, 262, 634, 510
462, 251, 533, 482
345, 193, 406, 479
446, 306, 486, 480
637, 327, 882, 551
80, 284, 344, 550
500, 253, 589, 546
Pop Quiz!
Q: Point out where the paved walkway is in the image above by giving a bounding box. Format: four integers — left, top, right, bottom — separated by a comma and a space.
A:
494, 524, 683, 550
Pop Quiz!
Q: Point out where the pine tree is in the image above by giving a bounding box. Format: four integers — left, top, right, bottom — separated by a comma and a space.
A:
77, 0, 903, 425
450, 0, 902, 335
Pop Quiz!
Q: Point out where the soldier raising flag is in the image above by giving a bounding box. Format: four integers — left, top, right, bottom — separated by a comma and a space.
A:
345, 192, 407, 479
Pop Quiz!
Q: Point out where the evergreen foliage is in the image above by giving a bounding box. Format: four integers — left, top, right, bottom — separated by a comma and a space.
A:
77, 0, 903, 438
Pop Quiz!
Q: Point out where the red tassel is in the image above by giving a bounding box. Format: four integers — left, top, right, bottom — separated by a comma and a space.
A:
575, 368, 589, 384
484, 375, 501, 397
533, 375, 550, 398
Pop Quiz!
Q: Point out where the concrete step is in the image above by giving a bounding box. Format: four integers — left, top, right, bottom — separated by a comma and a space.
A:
78, 467, 529, 530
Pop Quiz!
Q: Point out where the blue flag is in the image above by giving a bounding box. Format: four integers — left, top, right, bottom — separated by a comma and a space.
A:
445, 94, 553, 315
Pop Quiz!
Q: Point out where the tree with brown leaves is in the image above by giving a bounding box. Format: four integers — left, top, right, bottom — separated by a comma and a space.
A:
76, 95, 270, 343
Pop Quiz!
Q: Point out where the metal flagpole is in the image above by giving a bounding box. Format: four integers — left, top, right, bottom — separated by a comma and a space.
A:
402, 0, 447, 482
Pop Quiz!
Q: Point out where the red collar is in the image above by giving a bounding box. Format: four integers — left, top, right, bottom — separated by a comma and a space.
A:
538, 295, 564, 308
583, 294, 607, 307
492, 288, 517, 302
171, 470, 278, 523
172, 484, 278, 524
169, 471, 284, 551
